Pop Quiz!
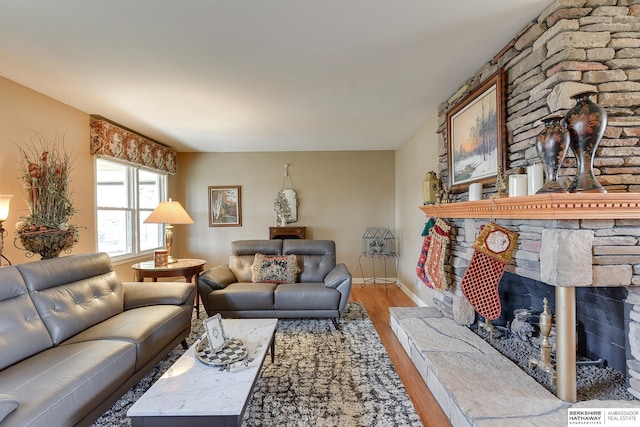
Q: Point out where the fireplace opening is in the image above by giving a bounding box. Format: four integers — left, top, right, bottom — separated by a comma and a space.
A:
467, 272, 637, 401
494, 272, 628, 373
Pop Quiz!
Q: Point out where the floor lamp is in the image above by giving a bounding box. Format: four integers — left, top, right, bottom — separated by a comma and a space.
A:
144, 199, 194, 264
0, 195, 13, 265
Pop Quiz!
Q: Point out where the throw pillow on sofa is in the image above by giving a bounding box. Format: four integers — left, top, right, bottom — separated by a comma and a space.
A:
251, 253, 300, 284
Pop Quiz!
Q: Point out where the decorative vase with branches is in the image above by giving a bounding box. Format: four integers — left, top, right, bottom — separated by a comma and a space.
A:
14, 134, 79, 259
273, 190, 291, 226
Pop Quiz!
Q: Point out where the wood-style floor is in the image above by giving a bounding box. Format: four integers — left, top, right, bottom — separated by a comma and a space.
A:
349, 284, 451, 427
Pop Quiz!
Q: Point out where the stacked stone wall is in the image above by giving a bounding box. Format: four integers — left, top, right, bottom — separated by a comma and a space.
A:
438, 0, 640, 192
432, 0, 640, 398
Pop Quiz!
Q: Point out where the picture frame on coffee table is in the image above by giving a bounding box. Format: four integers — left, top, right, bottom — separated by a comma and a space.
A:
446, 68, 506, 193
204, 313, 227, 352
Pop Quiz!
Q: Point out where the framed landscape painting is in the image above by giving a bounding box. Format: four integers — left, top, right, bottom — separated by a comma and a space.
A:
208, 185, 242, 227
446, 69, 506, 192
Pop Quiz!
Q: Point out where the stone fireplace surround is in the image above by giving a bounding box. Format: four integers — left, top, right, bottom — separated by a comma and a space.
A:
420, 195, 640, 402
423, 0, 640, 404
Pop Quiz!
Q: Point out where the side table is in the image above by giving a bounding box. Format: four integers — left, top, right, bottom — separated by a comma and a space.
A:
132, 258, 206, 319
358, 251, 399, 292
269, 226, 305, 239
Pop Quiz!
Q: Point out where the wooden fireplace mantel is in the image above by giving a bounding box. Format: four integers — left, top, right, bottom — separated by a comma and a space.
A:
419, 193, 640, 220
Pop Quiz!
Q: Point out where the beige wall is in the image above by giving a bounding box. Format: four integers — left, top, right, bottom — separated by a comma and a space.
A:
1, 74, 440, 307
394, 115, 439, 306
175, 151, 396, 275
0, 76, 96, 264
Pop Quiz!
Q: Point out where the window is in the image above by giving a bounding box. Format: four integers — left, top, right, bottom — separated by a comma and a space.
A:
96, 158, 167, 259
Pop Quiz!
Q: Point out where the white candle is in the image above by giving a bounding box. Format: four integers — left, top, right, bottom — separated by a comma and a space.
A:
509, 174, 528, 197
469, 183, 483, 201
527, 163, 544, 195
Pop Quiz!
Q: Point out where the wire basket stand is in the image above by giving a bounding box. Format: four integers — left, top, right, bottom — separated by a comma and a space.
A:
358, 226, 399, 291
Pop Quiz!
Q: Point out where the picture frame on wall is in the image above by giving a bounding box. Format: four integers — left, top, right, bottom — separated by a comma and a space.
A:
446, 69, 506, 193
208, 185, 242, 227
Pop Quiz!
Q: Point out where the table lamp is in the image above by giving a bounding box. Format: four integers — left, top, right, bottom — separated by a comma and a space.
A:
0, 195, 13, 265
144, 198, 194, 263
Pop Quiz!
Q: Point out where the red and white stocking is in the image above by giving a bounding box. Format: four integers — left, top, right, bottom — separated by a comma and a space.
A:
461, 222, 518, 320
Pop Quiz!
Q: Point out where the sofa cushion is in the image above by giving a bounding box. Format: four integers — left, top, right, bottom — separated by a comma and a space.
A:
0, 266, 54, 371
17, 253, 125, 345
0, 340, 136, 427
61, 305, 192, 370
208, 282, 277, 311
230, 240, 283, 282
0, 394, 18, 423
274, 283, 341, 310
282, 240, 336, 282
251, 253, 300, 284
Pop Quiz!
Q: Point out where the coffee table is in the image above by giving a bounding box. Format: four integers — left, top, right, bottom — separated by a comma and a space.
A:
127, 318, 278, 427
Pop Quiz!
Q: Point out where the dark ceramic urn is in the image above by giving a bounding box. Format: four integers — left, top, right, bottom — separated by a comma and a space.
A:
536, 114, 569, 193
565, 91, 607, 193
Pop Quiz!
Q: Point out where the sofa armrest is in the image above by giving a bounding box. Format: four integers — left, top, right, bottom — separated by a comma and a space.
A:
0, 394, 18, 423
324, 263, 353, 314
123, 281, 196, 310
198, 265, 238, 315
324, 263, 351, 289
198, 265, 237, 291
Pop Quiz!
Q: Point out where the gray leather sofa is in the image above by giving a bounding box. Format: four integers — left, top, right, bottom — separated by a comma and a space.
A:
198, 239, 352, 328
0, 252, 195, 427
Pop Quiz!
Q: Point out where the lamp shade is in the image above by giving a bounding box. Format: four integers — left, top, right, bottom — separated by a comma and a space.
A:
0, 195, 13, 221
144, 199, 194, 225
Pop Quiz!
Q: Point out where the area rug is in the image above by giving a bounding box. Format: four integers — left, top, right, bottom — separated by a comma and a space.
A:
91, 302, 423, 427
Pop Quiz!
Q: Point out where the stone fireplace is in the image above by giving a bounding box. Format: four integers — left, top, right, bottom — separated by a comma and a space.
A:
419, 0, 640, 402
418, 201, 640, 401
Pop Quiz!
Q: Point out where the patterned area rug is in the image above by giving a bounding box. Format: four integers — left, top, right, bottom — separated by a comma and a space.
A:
91, 302, 422, 427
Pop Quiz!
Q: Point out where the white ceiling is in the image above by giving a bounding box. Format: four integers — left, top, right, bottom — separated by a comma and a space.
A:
0, 1, 550, 152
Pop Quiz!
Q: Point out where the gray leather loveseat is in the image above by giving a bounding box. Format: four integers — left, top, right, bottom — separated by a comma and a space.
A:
0, 252, 195, 427
198, 240, 352, 328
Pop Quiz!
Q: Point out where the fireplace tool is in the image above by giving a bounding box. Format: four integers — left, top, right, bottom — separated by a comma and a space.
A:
478, 317, 496, 339
528, 298, 557, 386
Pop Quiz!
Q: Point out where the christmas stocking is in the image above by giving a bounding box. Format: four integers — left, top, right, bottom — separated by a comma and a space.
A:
416, 219, 436, 287
461, 222, 518, 320
416, 234, 432, 287
425, 218, 451, 291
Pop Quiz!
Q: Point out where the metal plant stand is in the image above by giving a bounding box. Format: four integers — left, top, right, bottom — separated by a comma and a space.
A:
359, 227, 399, 291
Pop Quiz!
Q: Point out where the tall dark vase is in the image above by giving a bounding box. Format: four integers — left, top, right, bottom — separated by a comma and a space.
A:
565, 91, 607, 193
536, 115, 569, 193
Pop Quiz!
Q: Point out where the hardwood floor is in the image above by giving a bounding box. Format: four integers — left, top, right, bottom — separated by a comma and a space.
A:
349, 284, 451, 427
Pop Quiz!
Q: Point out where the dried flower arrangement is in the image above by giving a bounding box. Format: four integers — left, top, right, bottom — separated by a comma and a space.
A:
273, 190, 291, 225
15, 134, 79, 258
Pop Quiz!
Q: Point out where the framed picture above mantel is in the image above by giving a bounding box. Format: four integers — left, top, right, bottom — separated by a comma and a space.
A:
446, 68, 506, 193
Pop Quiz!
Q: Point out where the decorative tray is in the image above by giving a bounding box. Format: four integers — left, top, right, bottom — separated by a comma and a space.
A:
195, 334, 251, 371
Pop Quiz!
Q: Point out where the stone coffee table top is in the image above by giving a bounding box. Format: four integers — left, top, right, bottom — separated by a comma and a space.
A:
127, 318, 277, 425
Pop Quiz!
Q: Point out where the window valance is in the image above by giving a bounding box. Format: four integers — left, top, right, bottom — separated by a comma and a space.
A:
89, 116, 177, 174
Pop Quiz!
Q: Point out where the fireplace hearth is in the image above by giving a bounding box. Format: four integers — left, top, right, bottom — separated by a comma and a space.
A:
474, 316, 634, 401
